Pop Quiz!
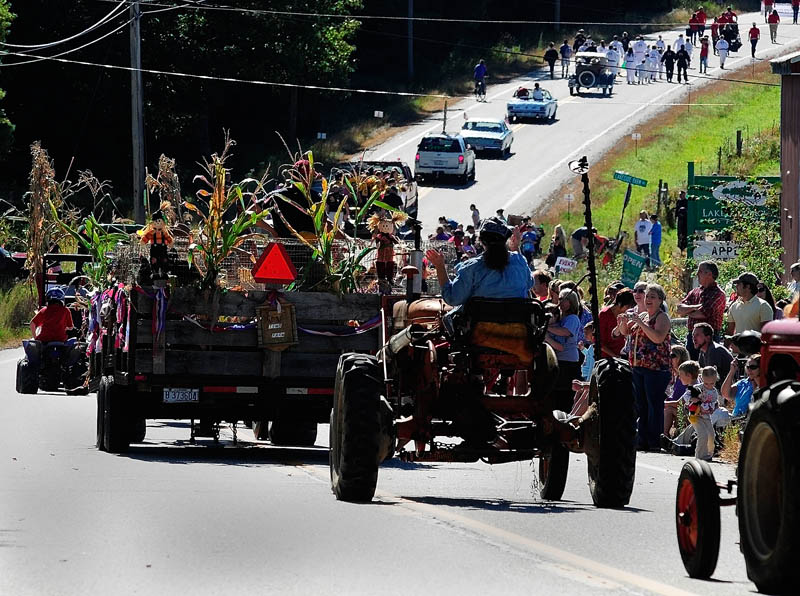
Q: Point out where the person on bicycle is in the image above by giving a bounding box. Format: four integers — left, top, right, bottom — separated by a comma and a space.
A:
473, 59, 487, 95
30, 287, 74, 343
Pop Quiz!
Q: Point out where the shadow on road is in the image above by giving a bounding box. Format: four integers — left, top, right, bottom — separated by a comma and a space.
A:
402, 495, 651, 514
121, 443, 329, 467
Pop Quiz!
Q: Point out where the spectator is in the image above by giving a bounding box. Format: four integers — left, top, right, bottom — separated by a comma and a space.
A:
469, 204, 481, 228
748, 22, 760, 57
548, 279, 562, 303
756, 282, 779, 319
792, 0, 799, 25
649, 213, 662, 269
677, 260, 727, 359
580, 322, 596, 381
692, 322, 733, 384
520, 224, 538, 265
495, 209, 507, 223
620, 283, 672, 451
533, 269, 552, 302
721, 354, 761, 418
787, 262, 800, 297
768, 9, 780, 43
663, 345, 691, 437
461, 234, 476, 258
545, 224, 567, 268
544, 42, 559, 79
634, 210, 652, 267
599, 287, 635, 358
560, 39, 573, 78
570, 226, 592, 258
546, 288, 584, 411
603, 280, 625, 306
727, 272, 774, 334
430, 226, 451, 241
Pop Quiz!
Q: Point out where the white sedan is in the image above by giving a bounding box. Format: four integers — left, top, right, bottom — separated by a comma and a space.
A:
459, 118, 514, 157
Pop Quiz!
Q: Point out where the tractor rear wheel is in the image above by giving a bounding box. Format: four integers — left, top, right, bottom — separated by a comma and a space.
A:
585, 358, 637, 508
330, 354, 392, 502
676, 459, 720, 579
738, 381, 800, 593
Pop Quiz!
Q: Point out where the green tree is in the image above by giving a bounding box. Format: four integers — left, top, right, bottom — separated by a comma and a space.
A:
0, 0, 16, 154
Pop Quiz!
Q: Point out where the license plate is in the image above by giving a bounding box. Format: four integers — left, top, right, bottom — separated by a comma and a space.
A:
163, 388, 200, 403
434, 160, 445, 166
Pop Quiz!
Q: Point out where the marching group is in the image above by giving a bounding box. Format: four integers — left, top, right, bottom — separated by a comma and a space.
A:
544, 4, 790, 86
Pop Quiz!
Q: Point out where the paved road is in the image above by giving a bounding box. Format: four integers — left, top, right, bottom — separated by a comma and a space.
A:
365, 12, 800, 233
1, 346, 759, 595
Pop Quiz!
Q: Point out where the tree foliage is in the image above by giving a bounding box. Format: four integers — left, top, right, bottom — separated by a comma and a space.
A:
0, 0, 16, 154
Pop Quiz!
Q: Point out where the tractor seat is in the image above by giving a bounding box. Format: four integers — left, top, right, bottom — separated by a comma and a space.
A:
465, 298, 546, 366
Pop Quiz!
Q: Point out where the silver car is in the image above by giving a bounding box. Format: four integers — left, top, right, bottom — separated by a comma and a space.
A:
460, 118, 514, 157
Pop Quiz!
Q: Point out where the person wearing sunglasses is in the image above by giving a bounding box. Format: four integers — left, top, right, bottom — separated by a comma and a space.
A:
721, 354, 761, 419
755, 282, 781, 319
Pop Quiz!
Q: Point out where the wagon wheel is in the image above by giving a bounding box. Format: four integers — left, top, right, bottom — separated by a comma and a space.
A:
676, 459, 720, 579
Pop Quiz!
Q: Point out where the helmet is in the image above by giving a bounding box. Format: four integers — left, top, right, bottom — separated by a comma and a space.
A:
46, 287, 66, 303
479, 217, 511, 240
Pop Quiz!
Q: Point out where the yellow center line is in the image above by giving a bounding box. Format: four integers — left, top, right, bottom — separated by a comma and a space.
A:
418, 186, 434, 200
300, 464, 700, 596
511, 123, 525, 132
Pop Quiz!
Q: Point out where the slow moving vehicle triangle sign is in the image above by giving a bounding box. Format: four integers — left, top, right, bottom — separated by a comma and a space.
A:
251, 243, 297, 284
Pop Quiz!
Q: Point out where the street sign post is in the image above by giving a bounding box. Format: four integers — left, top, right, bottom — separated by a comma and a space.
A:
631, 133, 642, 157
565, 193, 574, 218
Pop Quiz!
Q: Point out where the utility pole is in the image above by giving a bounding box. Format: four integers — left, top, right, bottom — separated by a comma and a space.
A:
407, 0, 414, 81
554, 0, 561, 30
130, 1, 145, 224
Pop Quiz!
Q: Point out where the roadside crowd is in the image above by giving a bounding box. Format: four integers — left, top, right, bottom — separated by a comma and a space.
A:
435, 202, 800, 463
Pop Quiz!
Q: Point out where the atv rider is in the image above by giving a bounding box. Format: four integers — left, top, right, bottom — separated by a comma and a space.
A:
30, 287, 74, 343
425, 217, 531, 306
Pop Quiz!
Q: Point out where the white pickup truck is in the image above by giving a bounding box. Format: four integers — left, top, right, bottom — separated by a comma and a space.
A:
414, 134, 476, 185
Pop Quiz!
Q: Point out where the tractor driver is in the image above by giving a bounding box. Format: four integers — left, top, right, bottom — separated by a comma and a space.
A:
30, 287, 74, 343
425, 217, 532, 307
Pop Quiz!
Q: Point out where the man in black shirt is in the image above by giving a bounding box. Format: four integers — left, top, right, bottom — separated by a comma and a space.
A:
676, 46, 691, 84
544, 42, 559, 79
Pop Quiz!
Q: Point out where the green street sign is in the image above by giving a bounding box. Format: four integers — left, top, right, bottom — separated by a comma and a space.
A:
613, 171, 648, 187
621, 249, 647, 288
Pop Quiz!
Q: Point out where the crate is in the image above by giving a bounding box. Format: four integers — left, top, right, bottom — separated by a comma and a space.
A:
256, 303, 299, 350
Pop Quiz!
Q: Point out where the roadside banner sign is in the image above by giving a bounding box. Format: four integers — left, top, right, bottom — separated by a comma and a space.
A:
621, 249, 647, 288
613, 171, 648, 187
555, 257, 577, 273
252, 243, 297, 284
692, 240, 739, 261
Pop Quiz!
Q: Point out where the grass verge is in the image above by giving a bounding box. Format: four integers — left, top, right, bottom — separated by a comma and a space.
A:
536, 59, 781, 272
0, 281, 36, 349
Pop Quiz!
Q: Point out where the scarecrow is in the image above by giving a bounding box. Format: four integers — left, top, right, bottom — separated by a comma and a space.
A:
140, 209, 174, 280
367, 210, 407, 292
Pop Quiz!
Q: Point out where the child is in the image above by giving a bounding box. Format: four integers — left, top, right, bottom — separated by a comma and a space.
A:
686, 366, 720, 461
636, 59, 648, 84
663, 354, 695, 438
580, 322, 595, 381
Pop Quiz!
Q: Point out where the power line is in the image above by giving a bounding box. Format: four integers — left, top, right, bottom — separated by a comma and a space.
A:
94, 0, 723, 27
0, 49, 452, 97
0, 16, 133, 67
0, 1, 127, 50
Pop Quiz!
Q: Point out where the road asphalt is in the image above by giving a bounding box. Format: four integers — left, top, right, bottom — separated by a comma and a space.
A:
0, 346, 759, 595
364, 11, 800, 234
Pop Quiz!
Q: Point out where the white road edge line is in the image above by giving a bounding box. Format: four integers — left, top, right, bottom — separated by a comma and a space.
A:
299, 464, 699, 596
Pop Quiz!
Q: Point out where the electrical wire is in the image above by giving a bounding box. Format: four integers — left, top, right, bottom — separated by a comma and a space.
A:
0, 16, 134, 68
93, 0, 739, 27
0, 1, 128, 50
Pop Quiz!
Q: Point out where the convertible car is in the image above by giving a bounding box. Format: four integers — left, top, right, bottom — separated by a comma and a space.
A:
505, 88, 557, 122
460, 118, 514, 156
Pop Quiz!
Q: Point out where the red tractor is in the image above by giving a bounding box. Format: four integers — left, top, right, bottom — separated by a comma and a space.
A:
675, 317, 800, 593
329, 296, 638, 508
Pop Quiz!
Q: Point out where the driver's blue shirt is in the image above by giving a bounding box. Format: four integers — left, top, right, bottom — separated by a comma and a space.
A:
441, 252, 533, 306
474, 63, 487, 80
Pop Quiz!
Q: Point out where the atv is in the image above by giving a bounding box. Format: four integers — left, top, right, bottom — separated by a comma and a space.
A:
16, 338, 88, 395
